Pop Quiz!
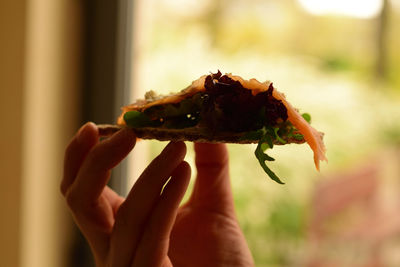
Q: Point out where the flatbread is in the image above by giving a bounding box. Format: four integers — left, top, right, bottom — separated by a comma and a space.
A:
97, 124, 306, 145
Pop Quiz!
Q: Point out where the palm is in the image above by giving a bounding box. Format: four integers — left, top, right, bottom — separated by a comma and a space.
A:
170, 206, 250, 266
88, 187, 124, 233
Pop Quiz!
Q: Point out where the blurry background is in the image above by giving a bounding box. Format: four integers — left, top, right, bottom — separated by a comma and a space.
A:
1, 0, 400, 266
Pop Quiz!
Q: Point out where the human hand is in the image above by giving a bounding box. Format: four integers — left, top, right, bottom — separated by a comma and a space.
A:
61, 122, 191, 266
61, 122, 253, 267
169, 143, 254, 267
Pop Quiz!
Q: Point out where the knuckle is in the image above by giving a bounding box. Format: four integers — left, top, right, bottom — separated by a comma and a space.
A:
60, 182, 67, 196
65, 188, 80, 211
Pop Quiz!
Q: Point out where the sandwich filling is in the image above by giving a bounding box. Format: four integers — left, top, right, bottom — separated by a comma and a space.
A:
119, 71, 326, 184
126, 72, 287, 132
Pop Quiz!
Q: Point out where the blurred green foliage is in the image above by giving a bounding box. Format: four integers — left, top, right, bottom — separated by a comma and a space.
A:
136, 0, 400, 265
268, 199, 306, 239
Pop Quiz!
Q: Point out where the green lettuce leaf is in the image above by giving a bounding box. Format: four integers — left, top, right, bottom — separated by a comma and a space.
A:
124, 111, 161, 128
302, 113, 311, 123
273, 127, 286, 144
254, 127, 285, 184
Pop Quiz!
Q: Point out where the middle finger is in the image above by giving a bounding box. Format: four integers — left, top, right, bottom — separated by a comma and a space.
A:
109, 141, 187, 267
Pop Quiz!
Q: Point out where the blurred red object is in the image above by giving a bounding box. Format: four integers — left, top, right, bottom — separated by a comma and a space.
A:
306, 153, 400, 267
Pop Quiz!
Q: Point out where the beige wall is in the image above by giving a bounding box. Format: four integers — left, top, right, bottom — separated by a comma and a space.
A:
0, 1, 26, 266
21, 1, 83, 266
0, 1, 82, 266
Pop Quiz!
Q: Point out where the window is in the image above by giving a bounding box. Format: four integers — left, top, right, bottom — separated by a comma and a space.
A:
129, 0, 400, 265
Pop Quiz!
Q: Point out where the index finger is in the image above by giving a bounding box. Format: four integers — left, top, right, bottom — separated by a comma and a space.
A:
66, 128, 136, 205
61, 122, 99, 195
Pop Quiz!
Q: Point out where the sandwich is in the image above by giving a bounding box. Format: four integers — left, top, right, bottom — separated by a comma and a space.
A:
99, 71, 327, 184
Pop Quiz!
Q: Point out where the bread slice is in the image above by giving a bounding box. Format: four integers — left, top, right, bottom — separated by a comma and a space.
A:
97, 124, 306, 144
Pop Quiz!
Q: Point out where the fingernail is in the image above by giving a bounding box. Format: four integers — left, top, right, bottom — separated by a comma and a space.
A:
77, 122, 96, 144
164, 141, 184, 154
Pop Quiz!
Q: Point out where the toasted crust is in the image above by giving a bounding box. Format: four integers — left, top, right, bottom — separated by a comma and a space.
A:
97, 124, 307, 145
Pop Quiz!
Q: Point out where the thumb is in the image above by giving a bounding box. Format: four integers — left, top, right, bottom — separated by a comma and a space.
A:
189, 143, 235, 214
